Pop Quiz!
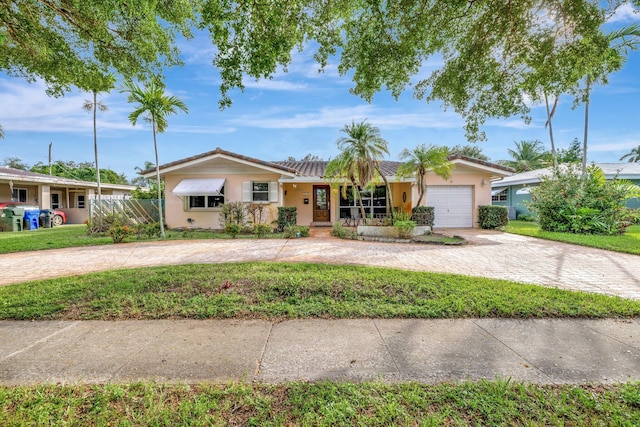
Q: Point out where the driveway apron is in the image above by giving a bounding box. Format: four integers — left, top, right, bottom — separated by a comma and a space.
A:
0, 229, 638, 299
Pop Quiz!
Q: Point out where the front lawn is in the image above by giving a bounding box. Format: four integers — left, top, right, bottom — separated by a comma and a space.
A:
506, 221, 640, 255
1, 263, 638, 320
1, 381, 639, 426
0, 225, 283, 255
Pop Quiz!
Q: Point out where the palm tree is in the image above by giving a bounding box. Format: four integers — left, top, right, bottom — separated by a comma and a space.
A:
397, 144, 452, 208
121, 79, 188, 238
325, 120, 391, 220
501, 140, 549, 173
82, 90, 109, 211
580, 24, 640, 179
620, 145, 640, 163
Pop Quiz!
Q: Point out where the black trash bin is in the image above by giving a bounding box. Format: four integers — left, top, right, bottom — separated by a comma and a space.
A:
39, 209, 53, 228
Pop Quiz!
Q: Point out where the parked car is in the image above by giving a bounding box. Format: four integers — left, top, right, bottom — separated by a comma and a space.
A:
0, 202, 67, 226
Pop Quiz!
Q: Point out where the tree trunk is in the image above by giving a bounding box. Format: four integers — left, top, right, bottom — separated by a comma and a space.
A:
544, 93, 558, 170
582, 77, 591, 181
153, 118, 165, 238
92, 91, 102, 225
414, 170, 425, 208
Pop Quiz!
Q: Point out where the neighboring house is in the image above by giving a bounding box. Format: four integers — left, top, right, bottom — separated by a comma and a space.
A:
141, 147, 513, 229
0, 167, 136, 224
491, 163, 640, 218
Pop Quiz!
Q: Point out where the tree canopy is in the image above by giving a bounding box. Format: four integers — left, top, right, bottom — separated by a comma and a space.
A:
30, 160, 128, 184
1, 1, 637, 140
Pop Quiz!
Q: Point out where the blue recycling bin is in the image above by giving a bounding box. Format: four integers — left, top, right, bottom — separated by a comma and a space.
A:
23, 210, 40, 231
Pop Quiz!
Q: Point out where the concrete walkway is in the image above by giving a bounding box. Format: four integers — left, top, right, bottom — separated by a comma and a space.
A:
1, 228, 639, 299
1, 229, 639, 385
1, 318, 639, 385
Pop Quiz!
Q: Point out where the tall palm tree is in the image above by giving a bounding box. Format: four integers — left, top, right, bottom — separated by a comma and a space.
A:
620, 145, 640, 163
121, 79, 188, 238
325, 120, 391, 220
580, 24, 640, 179
397, 144, 452, 208
501, 140, 549, 173
82, 90, 109, 211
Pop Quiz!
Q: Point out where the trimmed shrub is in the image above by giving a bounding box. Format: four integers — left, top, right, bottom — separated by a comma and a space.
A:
331, 222, 358, 239
478, 205, 509, 229
283, 225, 309, 238
394, 220, 416, 239
277, 207, 297, 231
253, 223, 273, 238
517, 213, 536, 222
411, 206, 435, 226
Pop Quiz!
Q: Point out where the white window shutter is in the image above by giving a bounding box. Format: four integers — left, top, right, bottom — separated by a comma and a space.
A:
242, 182, 251, 202
269, 181, 278, 202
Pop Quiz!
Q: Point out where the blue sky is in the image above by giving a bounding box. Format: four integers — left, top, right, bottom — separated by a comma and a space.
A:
1, 5, 639, 181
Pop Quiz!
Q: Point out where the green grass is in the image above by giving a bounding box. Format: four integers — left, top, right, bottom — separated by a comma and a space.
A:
1, 381, 639, 426
1, 263, 638, 320
0, 225, 284, 254
506, 221, 640, 255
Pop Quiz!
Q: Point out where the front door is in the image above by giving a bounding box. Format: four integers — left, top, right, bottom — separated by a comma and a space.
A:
313, 185, 330, 222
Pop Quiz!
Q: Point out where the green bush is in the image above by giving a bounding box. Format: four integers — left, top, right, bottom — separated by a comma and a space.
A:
411, 206, 435, 226
108, 217, 134, 243
283, 225, 309, 238
277, 207, 297, 231
253, 223, 273, 238
219, 202, 247, 230
529, 165, 638, 235
394, 220, 416, 239
226, 223, 243, 238
331, 222, 358, 239
517, 213, 536, 222
478, 205, 509, 229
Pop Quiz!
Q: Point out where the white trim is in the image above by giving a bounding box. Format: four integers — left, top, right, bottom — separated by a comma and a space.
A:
149, 153, 297, 178
269, 181, 278, 202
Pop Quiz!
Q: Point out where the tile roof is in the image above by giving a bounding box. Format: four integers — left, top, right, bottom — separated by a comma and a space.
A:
146, 147, 298, 175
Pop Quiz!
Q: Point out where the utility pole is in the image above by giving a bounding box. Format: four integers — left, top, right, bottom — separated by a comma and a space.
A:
48, 142, 52, 175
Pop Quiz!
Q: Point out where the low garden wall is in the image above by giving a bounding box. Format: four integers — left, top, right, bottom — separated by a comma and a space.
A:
357, 225, 431, 238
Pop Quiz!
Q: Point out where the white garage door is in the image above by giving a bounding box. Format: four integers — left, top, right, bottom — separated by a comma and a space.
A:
425, 186, 473, 228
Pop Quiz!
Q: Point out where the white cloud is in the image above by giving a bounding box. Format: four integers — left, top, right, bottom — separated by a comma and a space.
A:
0, 79, 132, 133
227, 105, 462, 129
590, 136, 640, 152
607, 3, 639, 23
242, 78, 309, 91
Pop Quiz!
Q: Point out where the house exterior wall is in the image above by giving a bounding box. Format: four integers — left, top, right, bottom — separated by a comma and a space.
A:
165, 173, 282, 229
282, 182, 317, 225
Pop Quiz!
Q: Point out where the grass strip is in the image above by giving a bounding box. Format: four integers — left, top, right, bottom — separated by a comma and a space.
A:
0, 225, 281, 255
1, 381, 639, 426
1, 263, 638, 320
506, 221, 640, 255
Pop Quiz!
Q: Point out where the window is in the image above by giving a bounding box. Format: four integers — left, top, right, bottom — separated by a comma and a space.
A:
11, 188, 27, 202
77, 194, 86, 208
252, 182, 269, 202
51, 193, 61, 209
188, 185, 225, 209
492, 189, 508, 202
338, 186, 386, 218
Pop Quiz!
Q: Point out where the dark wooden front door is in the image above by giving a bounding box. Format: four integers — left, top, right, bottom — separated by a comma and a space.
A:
313, 185, 330, 222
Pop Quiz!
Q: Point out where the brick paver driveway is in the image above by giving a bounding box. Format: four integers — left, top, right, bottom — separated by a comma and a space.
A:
2, 229, 639, 299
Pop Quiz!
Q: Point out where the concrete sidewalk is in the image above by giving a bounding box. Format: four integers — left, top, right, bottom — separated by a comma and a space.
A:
1, 318, 639, 385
